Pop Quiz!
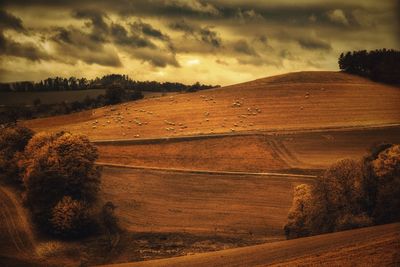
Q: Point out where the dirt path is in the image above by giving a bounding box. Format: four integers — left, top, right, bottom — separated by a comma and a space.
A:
0, 186, 36, 260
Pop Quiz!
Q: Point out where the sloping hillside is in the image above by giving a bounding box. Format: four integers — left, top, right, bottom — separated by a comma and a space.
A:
100, 166, 314, 239
96, 126, 400, 173
0, 187, 36, 263
99, 223, 400, 267
22, 71, 400, 140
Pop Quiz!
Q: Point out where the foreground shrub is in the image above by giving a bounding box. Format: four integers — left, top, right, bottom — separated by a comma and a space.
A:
284, 184, 316, 239
0, 125, 34, 184
285, 145, 400, 239
23, 131, 101, 235
51, 196, 92, 237
334, 213, 373, 231
23, 131, 100, 206
371, 144, 400, 223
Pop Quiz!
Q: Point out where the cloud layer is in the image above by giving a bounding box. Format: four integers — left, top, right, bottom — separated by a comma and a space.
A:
0, 0, 398, 84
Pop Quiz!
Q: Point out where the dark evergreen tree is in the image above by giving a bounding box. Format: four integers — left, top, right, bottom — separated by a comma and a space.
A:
338, 49, 400, 85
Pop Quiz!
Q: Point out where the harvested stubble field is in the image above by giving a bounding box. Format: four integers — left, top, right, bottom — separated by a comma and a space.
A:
22, 71, 400, 140
100, 166, 314, 240
96, 126, 400, 173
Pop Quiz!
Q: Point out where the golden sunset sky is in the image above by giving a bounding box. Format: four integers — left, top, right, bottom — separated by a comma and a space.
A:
1, 0, 399, 85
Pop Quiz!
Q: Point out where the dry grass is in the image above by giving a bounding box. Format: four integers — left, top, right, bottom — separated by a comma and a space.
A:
101, 223, 400, 267
22, 71, 400, 140
97, 135, 289, 172
271, 233, 400, 267
96, 127, 400, 172
100, 166, 312, 240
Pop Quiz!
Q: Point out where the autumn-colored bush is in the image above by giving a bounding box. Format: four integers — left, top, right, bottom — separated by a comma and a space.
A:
23, 131, 101, 234
285, 145, 400, 239
50, 196, 93, 237
284, 184, 317, 239
370, 144, 400, 223
285, 160, 364, 239
0, 125, 34, 184
23, 131, 100, 205
335, 213, 373, 231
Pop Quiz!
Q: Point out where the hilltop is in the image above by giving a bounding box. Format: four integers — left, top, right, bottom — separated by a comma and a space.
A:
22, 71, 400, 140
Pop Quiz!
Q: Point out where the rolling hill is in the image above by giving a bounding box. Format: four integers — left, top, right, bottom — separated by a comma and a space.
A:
95, 126, 400, 173
22, 71, 400, 140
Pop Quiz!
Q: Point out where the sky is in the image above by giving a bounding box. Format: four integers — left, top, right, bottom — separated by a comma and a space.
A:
0, 0, 399, 85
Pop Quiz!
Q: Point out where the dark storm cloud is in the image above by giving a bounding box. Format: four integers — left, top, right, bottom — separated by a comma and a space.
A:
131, 20, 169, 41
169, 19, 222, 48
110, 23, 156, 48
0, 32, 51, 61
52, 26, 122, 67
73, 9, 108, 31
233, 39, 259, 56
0, 9, 25, 32
397, 0, 400, 43
199, 27, 221, 48
63, 8, 178, 68
297, 35, 332, 51
0, 0, 391, 27
169, 19, 195, 34
133, 49, 180, 68
72, 9, 109, 42
109, 23, 178, 67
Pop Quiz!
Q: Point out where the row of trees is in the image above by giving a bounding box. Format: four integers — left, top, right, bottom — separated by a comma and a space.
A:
0, 87, 144, 124
338, 49, 400, 84
0, 125, 119, 239
0, 74, 219, 92
285, 143, 400, 239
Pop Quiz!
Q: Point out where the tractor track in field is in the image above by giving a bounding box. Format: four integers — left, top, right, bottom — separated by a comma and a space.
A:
267, 139, 302, 169
96, 162, 317, 182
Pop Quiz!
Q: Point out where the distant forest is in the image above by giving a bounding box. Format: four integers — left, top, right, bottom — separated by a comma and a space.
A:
0, 74, 219, 124
0, 74, 219, 92
339, 49, 400, 85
